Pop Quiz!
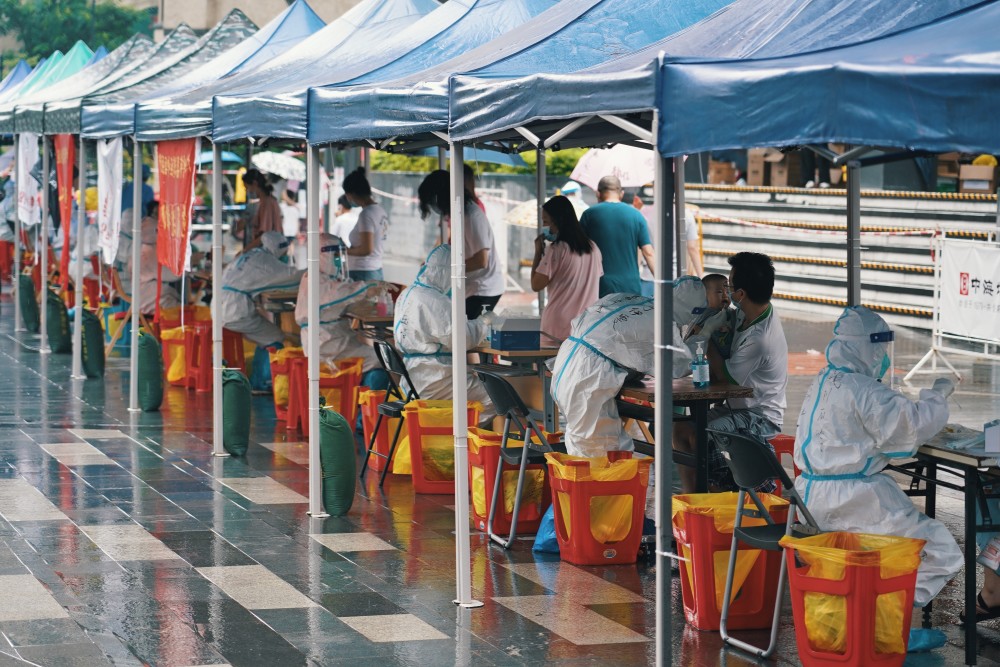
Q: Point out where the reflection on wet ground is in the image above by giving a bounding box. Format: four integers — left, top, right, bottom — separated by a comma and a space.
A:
0, 306, 999, 666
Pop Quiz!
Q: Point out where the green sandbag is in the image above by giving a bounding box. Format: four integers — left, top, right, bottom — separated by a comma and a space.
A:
136, 332, 163, 412
18, 275, 39, 333
81, 310, 105, 378
223, 369, 251, 456
45, 291, 71, 353
320, 404, 356, 516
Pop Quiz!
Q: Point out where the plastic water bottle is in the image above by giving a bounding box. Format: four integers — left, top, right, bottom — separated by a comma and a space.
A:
692, 341, 710, 388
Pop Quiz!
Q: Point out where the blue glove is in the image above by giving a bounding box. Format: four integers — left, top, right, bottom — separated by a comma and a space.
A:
907, 628, 946, 653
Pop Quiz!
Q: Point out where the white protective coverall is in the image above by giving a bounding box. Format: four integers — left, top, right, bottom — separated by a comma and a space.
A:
220, 231, 303, 346
294, 233, 380, 373
794, 306, 960, 607
135, 216, 180, 315
393, 244, 493, 417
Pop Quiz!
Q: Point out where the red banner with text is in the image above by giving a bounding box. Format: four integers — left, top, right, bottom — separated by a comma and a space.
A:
156, 139, 196, 276
54, 135, 75, 290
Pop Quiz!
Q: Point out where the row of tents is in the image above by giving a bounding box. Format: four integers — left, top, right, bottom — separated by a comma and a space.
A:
5, 2, 1000, 665
0, 0, 994, 154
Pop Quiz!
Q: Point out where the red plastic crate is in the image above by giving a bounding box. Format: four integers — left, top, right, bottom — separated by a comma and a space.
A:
546, 452, 651, 565
403, 400, 481, 494
467, 427, 560, 536
359, 388, 398, 473
673, 492, 788, 631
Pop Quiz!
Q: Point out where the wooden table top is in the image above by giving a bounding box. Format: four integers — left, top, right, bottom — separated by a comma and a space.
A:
620, 377, 753, 403
346, 312, 394, 327
474, 346, 560, 359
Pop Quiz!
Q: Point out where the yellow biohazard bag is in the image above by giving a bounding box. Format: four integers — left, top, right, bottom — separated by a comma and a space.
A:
673, 492, 788, 610
779, 531, 924, 656
358, 388, 411, 475
545, 452, 652, 544
160, 327, 188, 383
268, 347, 303, 408
404, 400, 482, 492
468, 427, 557, 520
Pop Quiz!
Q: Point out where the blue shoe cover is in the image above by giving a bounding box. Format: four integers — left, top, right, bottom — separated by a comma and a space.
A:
908, 628, 946, 652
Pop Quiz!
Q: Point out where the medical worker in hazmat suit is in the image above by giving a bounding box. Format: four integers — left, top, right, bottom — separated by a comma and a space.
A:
294, 233, 388, 387
794, 306, 960, 608
220, 231, 303, 347
393, 244, 494, 418
135, 205, 181, 315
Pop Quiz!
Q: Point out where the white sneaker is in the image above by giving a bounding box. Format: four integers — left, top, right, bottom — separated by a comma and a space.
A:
978, 536, 1000, 571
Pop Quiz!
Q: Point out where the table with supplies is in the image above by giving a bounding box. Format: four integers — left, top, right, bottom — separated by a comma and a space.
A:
472, 346, 559, 431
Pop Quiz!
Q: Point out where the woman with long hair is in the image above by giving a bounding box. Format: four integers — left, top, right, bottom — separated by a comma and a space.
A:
532, 195, 603, 346
342, 167, 389, 281
417, 169, 503, 319
243, 168, 282, 248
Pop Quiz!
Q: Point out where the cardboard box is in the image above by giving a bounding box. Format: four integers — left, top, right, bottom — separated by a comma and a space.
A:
746, 149, 766, 186
959, 164, 997, 194
490, 317, 541, 351
708, 160, 737, 184
770, 152, 802, 188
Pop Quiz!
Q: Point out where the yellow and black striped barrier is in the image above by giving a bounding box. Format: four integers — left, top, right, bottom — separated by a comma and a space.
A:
688, 183, 998, 202
704, 249, 934, 275
772, 292, 932, 318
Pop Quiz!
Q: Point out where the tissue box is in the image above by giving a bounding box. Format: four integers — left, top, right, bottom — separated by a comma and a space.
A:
490, 318, 541, 351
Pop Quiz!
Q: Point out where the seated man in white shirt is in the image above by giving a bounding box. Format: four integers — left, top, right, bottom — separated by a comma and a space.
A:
673, 251, 788, 493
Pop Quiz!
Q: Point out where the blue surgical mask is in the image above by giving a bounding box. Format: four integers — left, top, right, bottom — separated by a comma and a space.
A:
543, 230, 558, 242
728, 289, 743, 312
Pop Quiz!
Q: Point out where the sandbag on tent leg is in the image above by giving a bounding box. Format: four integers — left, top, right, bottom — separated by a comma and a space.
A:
223, 369, 252, 456
18, 274, 39, 333
137, 332, 164, 412
46, 291, 71, 353
81, 309, 105, 378
320, 402, 356, 516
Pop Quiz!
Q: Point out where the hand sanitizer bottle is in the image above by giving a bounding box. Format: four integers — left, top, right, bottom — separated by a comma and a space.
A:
692, 341, 710, 388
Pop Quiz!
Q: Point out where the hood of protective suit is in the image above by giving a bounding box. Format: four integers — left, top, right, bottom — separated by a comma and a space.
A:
673, 276, 709, 328
316, 232, 340, 275
414, 244, 451, 294
260, 231, 289, 257
826, 306, 891, 379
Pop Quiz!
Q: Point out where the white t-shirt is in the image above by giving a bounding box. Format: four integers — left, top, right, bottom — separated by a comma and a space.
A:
723, 305, 788, 426
464, 201, 504, 298
279, 202, 300, 238
640, 205, 699, 279
330, 209, 360, 246
349, 203, 388, 271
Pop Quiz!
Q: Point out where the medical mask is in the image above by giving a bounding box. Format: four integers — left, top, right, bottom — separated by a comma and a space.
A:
542, 230, 558, 242
728, 288, 743, 311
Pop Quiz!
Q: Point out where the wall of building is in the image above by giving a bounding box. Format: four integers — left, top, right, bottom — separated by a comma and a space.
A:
120, 0, 366, 33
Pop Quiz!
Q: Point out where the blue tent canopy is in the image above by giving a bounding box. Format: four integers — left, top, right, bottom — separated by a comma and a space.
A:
657, 0, 1000, 157
447, 0, 982, 143
10, 34, 155, 134
80, 11, 258, 139
87, 46, 108, 66
206, 0, 464, 143
306, 0, 731, 147
0, 61, 32, 97
134, 0, 325, 141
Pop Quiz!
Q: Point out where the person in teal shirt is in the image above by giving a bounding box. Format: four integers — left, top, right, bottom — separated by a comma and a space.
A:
579, 175, 655, 296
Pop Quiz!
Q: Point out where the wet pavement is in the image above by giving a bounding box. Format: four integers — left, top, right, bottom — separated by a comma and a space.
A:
0, 299, 1000, 666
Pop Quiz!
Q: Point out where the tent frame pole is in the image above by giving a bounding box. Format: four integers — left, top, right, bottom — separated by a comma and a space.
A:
652, 109, 674, 667
846, 159, 862, 306
438, 147, 447, 243
536, 146, 545, 314
211, 143, 226, 457
13, 138, 23, 332
71, 137, 87, 379
449, 141, 481, 610
128, 139, 142, 411
674, 156, 686, 276
306, 144, 327, 518
39, 135, 50, 353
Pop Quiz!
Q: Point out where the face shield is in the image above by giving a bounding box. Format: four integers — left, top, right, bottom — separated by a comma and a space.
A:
870, 329, 895, 388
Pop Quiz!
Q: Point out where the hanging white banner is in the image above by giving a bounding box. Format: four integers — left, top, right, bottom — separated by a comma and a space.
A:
17, 132, 39, 226
939, 239, 1000, 343
97, 138, 123, 265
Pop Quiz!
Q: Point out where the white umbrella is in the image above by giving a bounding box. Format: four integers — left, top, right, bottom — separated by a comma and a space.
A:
570, 144, 656, 190
251, 151, 330, 187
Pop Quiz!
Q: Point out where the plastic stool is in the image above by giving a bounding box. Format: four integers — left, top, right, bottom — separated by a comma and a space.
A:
768, 434, 800, 495
185, 323, 246, 392
286, 357, 363, 436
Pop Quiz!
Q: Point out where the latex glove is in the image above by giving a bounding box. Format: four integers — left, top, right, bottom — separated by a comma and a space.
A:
932, 377, 955, 398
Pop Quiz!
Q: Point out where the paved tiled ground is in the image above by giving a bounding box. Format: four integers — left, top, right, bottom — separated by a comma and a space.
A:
0, 300, 999, 665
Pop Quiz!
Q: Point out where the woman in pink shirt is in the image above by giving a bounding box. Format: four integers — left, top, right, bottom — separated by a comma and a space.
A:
532, 195, 603, 346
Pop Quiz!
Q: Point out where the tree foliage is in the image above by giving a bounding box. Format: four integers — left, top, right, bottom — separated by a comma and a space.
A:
0, 0, 152, 62
370, 147, 588, 177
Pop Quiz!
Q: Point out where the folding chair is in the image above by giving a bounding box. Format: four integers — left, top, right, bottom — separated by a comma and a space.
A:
475, 370, 566, 548
359, 340, 419, 486
707, 427, 821, 659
